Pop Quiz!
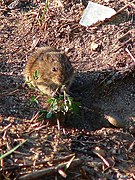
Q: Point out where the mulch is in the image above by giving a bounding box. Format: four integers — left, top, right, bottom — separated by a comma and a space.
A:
0, 0, 135, 179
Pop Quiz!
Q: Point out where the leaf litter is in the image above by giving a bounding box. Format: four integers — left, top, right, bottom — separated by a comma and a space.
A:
0, 0, 135, 179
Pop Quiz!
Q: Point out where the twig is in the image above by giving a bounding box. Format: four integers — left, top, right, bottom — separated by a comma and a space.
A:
0, 89, 19, 97
95, 0, 135, 27
66, 155, 75, 169
118, 29, 133, 41
0, 140, 27, 160
125, 47, 135, 62
1, 123, 12, 133
110, 29, 133, 53
57, 118, 60, 130
93, 151, 110, 167
18, 158, 83, 180
114, 38, 132, 53
3, 154, 76, 171
111, 0, 135, 18
127, 140, 135, 152
30, 111, 40, 123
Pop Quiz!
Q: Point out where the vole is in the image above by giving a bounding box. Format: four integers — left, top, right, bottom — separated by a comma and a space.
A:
24, 46, 74, 96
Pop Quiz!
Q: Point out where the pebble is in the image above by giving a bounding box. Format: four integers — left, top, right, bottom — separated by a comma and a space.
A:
104, 114, 126, 128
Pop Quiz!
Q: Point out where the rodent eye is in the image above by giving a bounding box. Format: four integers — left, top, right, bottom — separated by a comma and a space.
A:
52, 67, 57, 72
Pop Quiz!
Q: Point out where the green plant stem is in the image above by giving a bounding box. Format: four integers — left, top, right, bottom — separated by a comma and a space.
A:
0, 140, 27, 160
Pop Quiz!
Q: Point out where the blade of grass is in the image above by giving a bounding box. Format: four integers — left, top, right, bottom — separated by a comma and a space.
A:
0, 140, 27, 160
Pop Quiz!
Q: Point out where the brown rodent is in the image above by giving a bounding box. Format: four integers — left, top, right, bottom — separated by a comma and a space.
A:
24, 46, 74, 96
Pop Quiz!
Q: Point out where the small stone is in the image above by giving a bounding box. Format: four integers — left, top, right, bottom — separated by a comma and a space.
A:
91, 42, 99, 51
104, 0, 110, 2
129, 125, 135, 134
93, 146, 106, 157
104, 114, 126, 128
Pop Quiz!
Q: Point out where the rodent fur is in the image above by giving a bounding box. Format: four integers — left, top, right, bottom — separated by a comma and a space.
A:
24, 46, 74, 96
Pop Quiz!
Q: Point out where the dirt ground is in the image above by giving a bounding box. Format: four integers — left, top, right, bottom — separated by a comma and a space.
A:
0, 0, 135, 179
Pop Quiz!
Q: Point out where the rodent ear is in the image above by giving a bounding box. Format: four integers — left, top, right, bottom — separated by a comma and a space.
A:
46, 53, 57, 63
38, 53, 44, 61
46, 53, 54, 63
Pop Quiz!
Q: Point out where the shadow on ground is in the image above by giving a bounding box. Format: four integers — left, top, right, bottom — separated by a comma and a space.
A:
0, 74, 37, 119
0, 68, 135, 131
65, 69, 135, 131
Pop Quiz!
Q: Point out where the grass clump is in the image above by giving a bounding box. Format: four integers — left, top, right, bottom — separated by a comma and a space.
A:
37, 0, 49, 27
42, 91, 80, 119
29, 91, 80, 120
26, 70, 80, 121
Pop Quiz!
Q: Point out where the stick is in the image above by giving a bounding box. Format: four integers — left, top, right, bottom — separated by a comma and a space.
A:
114, 38, 132, 53
3, 154, 76, 171
18, 159, 83, 180
95, 0, 135, 27
112, 0, 135, 18
125, 47, 135, 62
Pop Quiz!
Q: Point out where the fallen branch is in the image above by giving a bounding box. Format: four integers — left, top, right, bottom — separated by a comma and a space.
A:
3, 154, 76, 171
18, 158, 83, 180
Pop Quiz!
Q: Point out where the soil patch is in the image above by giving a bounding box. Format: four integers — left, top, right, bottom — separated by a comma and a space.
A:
0, 0, 135, 179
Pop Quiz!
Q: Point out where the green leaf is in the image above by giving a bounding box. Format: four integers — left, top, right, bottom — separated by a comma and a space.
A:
42, 0, 49, 19
64, 105, 69, 112
58, 95, 64, 101
33, 70, 40, 80
46, 111, 53, 119
70, 103, 80, 113
31, 96, 39, 104
30, 96, 39, 107
52, 105, 59, 111
35, 69, 40, 78
47, 98, 55, 104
